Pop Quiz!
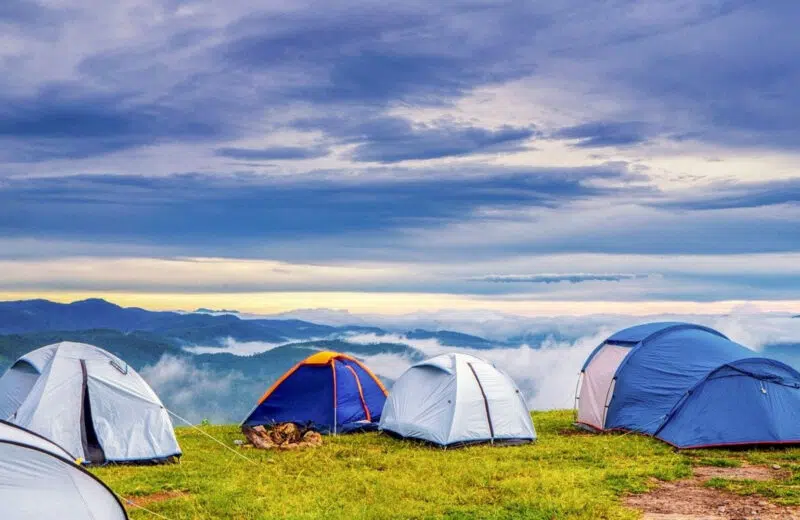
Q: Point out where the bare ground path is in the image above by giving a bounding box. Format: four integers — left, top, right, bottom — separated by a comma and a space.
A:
625, 464, 799, 520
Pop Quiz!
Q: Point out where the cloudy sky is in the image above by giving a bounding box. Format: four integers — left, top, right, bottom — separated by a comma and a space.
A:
1, 0, 798, 315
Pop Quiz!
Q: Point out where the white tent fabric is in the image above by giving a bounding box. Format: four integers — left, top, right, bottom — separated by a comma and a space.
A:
0, 421, 128, 520
379, 353, 536, 446
0, 420, 75, 460
0, 342, 181, 464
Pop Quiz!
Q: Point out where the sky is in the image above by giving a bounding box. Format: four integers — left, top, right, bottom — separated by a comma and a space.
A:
1, 0, 799, 315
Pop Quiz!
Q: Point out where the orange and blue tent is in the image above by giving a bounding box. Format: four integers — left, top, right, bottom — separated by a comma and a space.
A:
241, 351, 388, 433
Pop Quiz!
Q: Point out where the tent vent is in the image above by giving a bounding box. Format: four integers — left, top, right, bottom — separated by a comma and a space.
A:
110, 359, 128, 375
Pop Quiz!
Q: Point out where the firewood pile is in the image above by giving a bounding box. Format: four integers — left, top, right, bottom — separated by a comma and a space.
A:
241, 423, 323, 450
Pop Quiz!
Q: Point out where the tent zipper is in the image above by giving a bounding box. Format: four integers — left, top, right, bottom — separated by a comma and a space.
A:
344, 365, 371, 422
467, 362, 495, 443
79, 360, 90, 461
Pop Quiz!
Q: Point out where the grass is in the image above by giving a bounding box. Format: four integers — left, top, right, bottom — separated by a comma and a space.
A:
93, 410, 800, 519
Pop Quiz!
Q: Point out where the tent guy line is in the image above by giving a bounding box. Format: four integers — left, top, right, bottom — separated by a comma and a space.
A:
120, 495, 176, 520
167, 408, 260, 466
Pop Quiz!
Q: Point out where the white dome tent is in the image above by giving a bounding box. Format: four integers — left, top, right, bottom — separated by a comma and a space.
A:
379, 353, 536, 447
0, 342, 181, 464
0, 420, 128, 519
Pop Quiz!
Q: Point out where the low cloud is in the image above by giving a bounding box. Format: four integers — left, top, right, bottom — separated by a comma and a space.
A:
356, 352, 419, 382
483, 333, 610, 410
140, 355, 252, 424
140, 312, 800, 424
344, 329, 612, 410
345, 332, 445, 354
183, 337, 286, 356
344, 313, 800, 410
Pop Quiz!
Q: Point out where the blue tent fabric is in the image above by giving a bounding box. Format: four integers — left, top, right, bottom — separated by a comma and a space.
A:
656, 358, 800, 448
242, 352, 387, 434
580, 322, 693, 369
244, 365, 336, 430
582, 322, 800, 448
606, 322, 687, 344
606, 325, 752, 435
332, 358, 386, 432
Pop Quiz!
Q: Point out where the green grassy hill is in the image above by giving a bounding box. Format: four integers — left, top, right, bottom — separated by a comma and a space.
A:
91, 411, 800, 519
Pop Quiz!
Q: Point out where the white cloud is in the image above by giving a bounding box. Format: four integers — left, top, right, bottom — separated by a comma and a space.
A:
356, 352, 418, 381
343, 313, 800, 411
139, 311, 800, 423
140, 354, 250, 423
183, 337, 287, 356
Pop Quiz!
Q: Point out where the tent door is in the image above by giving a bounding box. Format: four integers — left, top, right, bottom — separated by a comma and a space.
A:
467, 362, 495, 441
577, 345, 629, 430
343, 365, 371, 422
80, 360, 106, 464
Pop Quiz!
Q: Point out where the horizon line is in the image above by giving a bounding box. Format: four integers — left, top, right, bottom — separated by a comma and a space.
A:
0, 291, 797, 318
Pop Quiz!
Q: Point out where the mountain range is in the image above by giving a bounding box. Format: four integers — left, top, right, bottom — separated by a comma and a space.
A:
0, 299, 504, 421
0, 298, 501, 347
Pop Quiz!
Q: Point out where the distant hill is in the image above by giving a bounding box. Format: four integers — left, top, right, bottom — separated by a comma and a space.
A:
0, 328, 181, 370
404, 329, 498, 349
0, 298, 372, 343
0, 298, 500, 349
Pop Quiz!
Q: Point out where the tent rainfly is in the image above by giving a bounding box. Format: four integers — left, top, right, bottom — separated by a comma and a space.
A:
0, 341, 181, 464
0, 420, 128, 519
242, 351, 388, 433
379, 353, 536, 447
577, 322, 800, 449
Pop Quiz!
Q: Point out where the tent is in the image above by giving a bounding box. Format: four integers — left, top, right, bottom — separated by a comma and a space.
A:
0, 341, 181, 464
379, 353, 536, 447
0, 420, 128, 519
242, 351, 388, 433
576, 322, 800, 448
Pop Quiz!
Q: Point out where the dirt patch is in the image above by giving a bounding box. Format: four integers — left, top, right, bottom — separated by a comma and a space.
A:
693, 464, 789, 482
124, 490, 190, 507
625, 465, 799, 520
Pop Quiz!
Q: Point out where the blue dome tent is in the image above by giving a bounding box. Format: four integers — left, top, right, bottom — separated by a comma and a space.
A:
576, 322, 800, 448
242, 351, 388, 434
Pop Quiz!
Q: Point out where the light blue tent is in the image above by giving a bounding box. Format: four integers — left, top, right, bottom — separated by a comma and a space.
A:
576, 322, 800, 448
0, 420, 128, 519
380, 353, 536, 447
0, 342, 181, 464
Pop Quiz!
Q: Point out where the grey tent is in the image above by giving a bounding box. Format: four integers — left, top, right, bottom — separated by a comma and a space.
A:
0, 342, 181, 464
380, 353, 536, 446
0, 420, 128, 519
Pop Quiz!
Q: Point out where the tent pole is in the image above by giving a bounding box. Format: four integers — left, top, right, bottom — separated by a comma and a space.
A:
573, 372, 583, 423
331, 360, 338, 436
467, 362, 495, 443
